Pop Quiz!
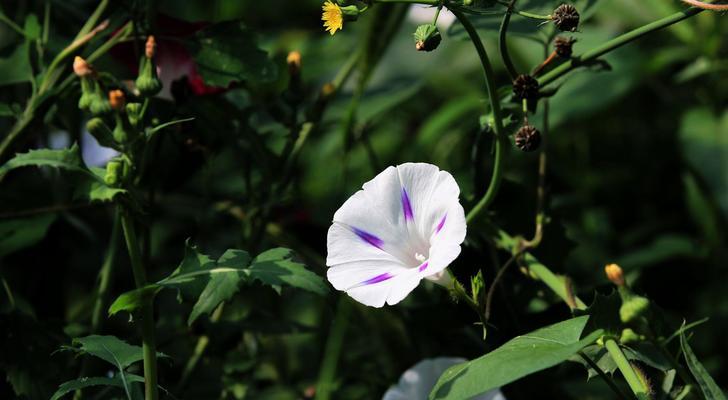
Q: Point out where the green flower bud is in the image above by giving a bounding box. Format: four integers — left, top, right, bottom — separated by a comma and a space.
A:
135, 57, 162, 97
78, 77, 94, 111
126, 103, 143, 128
620, 328, 643, 344
89, 81, 111, 116
105, 159, 123, 186
112, 113, 135, 145
619, 295, 650, 324
470, 270, 485, 306
414, 24, 441, 52
86, 117, 116, 148
339, 5, 361, 21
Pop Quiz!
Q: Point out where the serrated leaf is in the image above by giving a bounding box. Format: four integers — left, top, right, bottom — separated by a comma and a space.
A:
50, 374, 144, 400
188, 21, 277, 87
680, 329, 727, 400
430, 316, 603, 399
71, 335, 146, 369
0, 143, 95, 180
575, 291, 623, 336
187, 249, 250, 325
108, 286, 159, 316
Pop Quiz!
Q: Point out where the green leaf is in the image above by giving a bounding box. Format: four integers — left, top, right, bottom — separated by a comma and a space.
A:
0, 144, 94, 180
23, 14, 41, 40
0, 41, 32, 86
248, 248, 328, 296
575, 343, 671, 379
109, 244, 327, 325
71, 335, 146, 369
680, 329, 727, 400
188, 21, 277, 87
430, 316, 602, 399
75, 167, 126, 202
576, 291, 622, 337
0, 213, 56, 258
50, 374, 144, 400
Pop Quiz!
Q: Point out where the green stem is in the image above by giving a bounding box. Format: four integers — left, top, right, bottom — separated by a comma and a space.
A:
523, 253, 587, 310
91, 212, 121, 332
499, 0, 519, 80
538, 7, 704, 87
605, 338, 651, 400
0, 12, 26, 36
120, 209, 159, 400
75, 0, 110, 42
315, 297, 352, 400
451, 10, 506, 224
578, 351, 631, 400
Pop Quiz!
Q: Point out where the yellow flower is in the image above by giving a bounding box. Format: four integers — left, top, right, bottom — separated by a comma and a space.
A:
322, 1, 343, 36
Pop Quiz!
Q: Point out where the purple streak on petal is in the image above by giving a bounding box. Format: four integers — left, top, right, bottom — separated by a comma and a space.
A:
352, 227, 384, 249
401, 188, 414, 221
418, 262, 429, 272
362, 272, 394, 285
435, 214, 447, 234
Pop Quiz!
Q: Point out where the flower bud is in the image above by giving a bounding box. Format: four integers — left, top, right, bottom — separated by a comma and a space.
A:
604, 263, 625, 287
552, 4, 580, 32
135, 57, 162, 97
554, 36, 576, 58
512, 74, 539, 100
73, 56, 93, 77
104, 159, 123, 186
414, 24, 441, 52
89, 81, 111, 115
86, 117, 115, 147
78, 78, 94, 111
514, 125, 541, 152
126, 103, 143, 128
287, 51, 302, 77
620, 328, 643, 344
619, 295, 650, 324
108, 90, 126, 111
470, 270, 485, 306
112, 112, 136, 145
145, 35, 156, 59
339, 4, 361, 21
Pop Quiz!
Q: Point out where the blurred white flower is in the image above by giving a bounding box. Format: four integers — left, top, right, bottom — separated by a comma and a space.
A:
383, 357, 506, 400
407, 5, 456, 30
326, 163, 466, 307
81, 128, 118, 167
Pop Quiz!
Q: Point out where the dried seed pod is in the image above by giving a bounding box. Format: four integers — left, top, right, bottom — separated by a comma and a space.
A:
414, 24, 441, 52
287, 51, 302, 76
145, 36, 157, 59
554, 36, 576, 58
512, 74, 539, 100
552, 4, 580, 32
605, 263, 625, 286
73, 56, 93, 77
514, 125, 541, 152
108, 89, 126, 111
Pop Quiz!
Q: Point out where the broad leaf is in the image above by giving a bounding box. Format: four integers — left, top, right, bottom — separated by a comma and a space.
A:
430, 316, 602, 399
0, 214, 56, 258
188, 21, 277, 87
0, 41, 32, 86
71, 335, 146, 369
51, 374, 144, 400
109, 244, 327, 325
680, 330, 727, 400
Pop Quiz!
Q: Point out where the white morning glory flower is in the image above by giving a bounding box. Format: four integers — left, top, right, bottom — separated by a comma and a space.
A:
326, 163, 467, 307
383, 357, 506, 400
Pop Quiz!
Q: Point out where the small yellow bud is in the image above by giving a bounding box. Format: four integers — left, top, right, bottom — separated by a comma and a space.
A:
320, 82, 336, 98
108, 90, 126, 111
287, 51, 302, 76
145, 36, 157, 59
73, 56, 93, 77
605, 263, 625, 287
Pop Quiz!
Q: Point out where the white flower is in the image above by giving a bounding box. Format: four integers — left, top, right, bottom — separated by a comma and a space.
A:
383, 357, 506, 400
326, 163, 466, 307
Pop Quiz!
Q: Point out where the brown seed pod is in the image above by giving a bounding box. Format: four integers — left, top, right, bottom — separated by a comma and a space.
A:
108, 89, 126, 111
554, 36, 576, 58
512, 74, 539, 100
515, 125, 541, 152
145, 36, 157, 59
73, 56, 94, 77
552, 4, 580, 32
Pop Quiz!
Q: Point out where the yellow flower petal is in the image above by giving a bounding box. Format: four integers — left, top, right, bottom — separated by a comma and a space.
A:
321, 1, 343, 36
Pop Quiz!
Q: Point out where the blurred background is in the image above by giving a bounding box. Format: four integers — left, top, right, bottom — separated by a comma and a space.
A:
0, 0, 726, 398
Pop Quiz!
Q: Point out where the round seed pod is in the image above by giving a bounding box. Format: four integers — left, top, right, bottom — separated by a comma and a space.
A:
552, 4, 580, 32
515, 125, 541, 152
554, 36, 575, 58
414, 24, 441, 52
512, 74, 539, 100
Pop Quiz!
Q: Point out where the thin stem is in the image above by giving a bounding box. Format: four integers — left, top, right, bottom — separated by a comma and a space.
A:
604, 338, 651, 400
499, 0, 519, 80
538, 7, 704, 87
681, 0, 728, 10
91, 212, 121, 332
120, 209, 159, 400
578, 351, 631, 400
451, 10, 506, 224
0, 12, 26, 36
74, 0, 110, 42
484, 251, 522, 321
175, 304, 225, 393
315, 297, 352, 400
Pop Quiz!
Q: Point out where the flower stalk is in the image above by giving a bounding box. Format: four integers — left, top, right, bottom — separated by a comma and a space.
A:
604, 338, 651, 400
120, 209, 159, 400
